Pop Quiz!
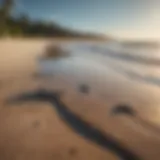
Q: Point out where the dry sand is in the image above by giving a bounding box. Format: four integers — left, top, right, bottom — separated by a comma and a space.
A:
0, 39, 160, 160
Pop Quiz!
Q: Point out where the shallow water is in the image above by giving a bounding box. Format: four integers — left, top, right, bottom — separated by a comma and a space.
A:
47, 42, 160, 88
37, 42, 160, 128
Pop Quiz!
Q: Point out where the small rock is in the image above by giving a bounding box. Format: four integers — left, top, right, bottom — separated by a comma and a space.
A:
79, 84, 90, 94
111, 105, 136, 116
69, 147, 78, 156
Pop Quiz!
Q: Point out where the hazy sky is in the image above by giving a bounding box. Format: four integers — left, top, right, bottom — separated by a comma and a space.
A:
14, 0, 160, 40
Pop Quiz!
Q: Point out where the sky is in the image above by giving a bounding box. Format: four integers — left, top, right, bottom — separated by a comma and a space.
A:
13, 0, 160, 40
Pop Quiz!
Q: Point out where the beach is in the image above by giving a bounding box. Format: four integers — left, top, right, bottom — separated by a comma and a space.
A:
0, 39, 160, 160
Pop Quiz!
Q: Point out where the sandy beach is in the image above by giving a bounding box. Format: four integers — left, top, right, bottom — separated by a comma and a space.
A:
0, 39, 160, 160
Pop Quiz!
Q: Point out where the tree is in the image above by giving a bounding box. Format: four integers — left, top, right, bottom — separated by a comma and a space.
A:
0, 0, 14, 35
1, 0, 14, 17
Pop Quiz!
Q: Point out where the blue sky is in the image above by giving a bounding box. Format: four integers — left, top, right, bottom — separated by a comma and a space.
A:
14, 0, 160, 40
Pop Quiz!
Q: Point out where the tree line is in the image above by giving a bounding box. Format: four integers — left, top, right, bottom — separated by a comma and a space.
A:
0, 0, 106, 39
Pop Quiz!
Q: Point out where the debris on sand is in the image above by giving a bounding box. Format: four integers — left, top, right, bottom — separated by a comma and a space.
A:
41, 45, 69, 59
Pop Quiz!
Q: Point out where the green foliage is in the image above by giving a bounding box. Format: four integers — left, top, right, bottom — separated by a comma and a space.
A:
0, 0, 74, 37
0, 0, 105, 39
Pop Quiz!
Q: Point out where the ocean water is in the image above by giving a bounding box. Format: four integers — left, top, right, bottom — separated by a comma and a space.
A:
39, 41, 160, 88
68, 42, 160, 87
38, 41, 160, 125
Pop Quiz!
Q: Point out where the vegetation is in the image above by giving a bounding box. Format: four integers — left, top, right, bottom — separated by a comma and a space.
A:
0, 0, 107, 39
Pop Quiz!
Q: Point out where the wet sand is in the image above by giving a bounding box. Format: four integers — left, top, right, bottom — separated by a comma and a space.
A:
0, 39, 160, 160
